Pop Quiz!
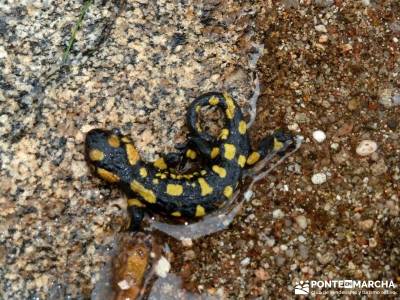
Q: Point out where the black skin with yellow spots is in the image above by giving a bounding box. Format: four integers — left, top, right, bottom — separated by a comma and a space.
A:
85, 92, 294, 230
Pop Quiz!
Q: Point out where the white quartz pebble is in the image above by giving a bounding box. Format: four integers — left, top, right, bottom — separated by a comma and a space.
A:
311, 173, 327, 185
356, 140, 378, 156
312, 130, 326, 143
154, 256, 170, 278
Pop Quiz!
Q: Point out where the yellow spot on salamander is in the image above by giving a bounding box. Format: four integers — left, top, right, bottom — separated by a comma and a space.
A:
198, 178, 213, 196
186, 149, 197, 160
121, 136, 131, 143
273, 138, 284, 151
170, 173, 177, 179
89, 149, 104, 161
223, 93, 235, 119
219, 128, 229, 140
210, 147, 220, 159
130, 180, 156, 203
238, 120, 247, 134
154, 157, 167, 170
212, 165, 226, 178
160, 173, 167, 179
152, 178, 159, 185
247, 152, 260, 165
128, 198, 146, 207
139, 167, 147, 177
97, 168, 120, 183
108, 135, 120, 148
208, 96, 219, 106
200, 170, 207, 176
195, 205, 205, 217
238, 155, 246, 167
166, 184, 183, 196
126, 144, 140, 165
195, 105, 201, 113
223, 186, 233, 198
171, 211, 182, 217
224, 144, 236, 160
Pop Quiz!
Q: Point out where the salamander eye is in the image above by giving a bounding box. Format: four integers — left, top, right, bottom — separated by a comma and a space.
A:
111, 128, 122, 136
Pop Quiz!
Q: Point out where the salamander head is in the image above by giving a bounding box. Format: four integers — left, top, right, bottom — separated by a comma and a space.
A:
85, 128, 139, 183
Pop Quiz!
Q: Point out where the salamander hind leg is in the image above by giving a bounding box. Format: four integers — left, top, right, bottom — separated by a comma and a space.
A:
246, 130, 295, 167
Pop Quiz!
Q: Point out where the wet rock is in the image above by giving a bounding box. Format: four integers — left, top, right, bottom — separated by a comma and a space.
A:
356, 140, 378, 156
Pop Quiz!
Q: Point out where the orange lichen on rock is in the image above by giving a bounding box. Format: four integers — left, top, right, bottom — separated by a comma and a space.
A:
112, 236, 150, 300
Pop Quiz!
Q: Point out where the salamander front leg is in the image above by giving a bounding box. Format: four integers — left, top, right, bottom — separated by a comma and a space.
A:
245, 130, 295, 168
127, 206, 145, 231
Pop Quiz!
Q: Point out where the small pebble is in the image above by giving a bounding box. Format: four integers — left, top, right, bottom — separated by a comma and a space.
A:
240, 257, 250, 266
317, 252, 335, 265
330, 143, 339, 150
359, 219, 374, 231
369, 238, 377, 248
299, 245, 309, 259
312, 130, 326, 143
255, 268, 269, 281
272, 209, 285, 219
183, 250, 196, 261
154, 256, 170, 278
319, 35, 328, 43
348, 99, 360, 110
356, 140, 378, 156
311, 173, 327, 185
315, 24, 327, 33
275, 256, 286, 266
298, 235, 306, 243
294, 215, 308, 230
181, 238, 193, 247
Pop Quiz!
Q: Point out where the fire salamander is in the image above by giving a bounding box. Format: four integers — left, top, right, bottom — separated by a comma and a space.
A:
85, 92, 294, 230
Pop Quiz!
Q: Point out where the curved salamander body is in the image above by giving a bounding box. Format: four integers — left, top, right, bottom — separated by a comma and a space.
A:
85, 92, 293, 230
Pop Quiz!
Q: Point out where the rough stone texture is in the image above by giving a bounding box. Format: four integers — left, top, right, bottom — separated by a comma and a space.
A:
1, 0, 399, 299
